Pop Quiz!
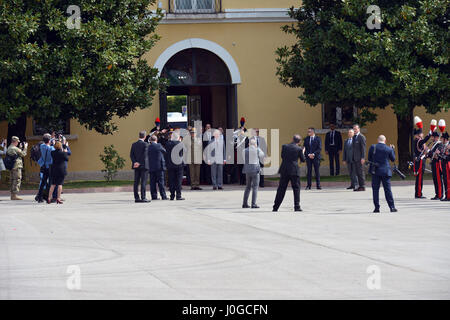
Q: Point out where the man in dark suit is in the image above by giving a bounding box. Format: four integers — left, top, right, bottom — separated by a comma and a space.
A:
325, 123, 342, 176
303, 127, 322, 190
273, 135, 306, 212
130, 131, 149, 203
368, 135, 397, 213
165, 132, 185, 200
148, 135, 168, 200
352, 124, 366, 191
342, 129, 358, 190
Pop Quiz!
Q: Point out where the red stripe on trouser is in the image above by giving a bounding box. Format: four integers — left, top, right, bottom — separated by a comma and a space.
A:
436, 162, 442, 199
418, 160, 423, 197
447, 162, 450, 200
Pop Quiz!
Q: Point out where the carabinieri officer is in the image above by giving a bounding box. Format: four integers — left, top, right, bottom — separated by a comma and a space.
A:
413, 127, 431, 199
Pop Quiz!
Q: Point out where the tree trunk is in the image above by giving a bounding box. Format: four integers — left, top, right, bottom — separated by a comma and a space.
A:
7, 113, 27, 145
396, 109, 413, 173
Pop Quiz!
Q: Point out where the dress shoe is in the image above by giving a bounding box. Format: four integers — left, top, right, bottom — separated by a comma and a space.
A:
294, 207, 302, 212
415, 196, 426, 199
430, 196, 441, 200
305, 186, 311, 190
317, 186, 322, 190
242, 204, 250, 208
356, 187, 366, 191
161, 197, 169, 200
251, 205, 260, 209
11, 194, 23, 201
272, 208, 278, 212
170, 196, 175, 201
390, 208, 398, 213
141, 199, 151, 203
213, 187, 217, 190
441, 198, 449, 201
373, 208, 380, 213
218, 187, 223, 190
347, 186, 355, 190
176, 197, 185, 201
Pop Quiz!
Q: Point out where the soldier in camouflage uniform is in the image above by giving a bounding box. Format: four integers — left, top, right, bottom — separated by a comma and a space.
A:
6, 136, 28, 200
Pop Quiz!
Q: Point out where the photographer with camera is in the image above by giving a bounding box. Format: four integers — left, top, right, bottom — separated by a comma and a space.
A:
0, 138, 7, 172
35, 133, 55, 203
367, 135, 397, 213
5, 136, 28, 200
49, 134, 71, 202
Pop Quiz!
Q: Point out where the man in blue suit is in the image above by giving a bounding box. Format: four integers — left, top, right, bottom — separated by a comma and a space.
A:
303, 127, 322, 189
368, 135, 397, 213
148, 135, 168, 200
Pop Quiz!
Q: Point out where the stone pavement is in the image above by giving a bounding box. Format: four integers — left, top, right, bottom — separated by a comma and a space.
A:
0, 184, 449, 299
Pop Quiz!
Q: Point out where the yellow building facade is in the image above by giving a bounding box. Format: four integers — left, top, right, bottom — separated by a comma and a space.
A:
0, 0, 448, 180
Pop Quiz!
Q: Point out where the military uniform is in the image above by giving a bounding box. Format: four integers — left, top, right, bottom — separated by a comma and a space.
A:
441, 132, 449, 201
188, 129, 202, 190
427, 134, 444, 200
6, 137, 27, 200
413, 130, 431, 198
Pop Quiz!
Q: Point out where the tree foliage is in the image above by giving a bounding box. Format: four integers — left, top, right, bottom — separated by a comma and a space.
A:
276, 0, 449, 168
0, 0, 163, 134
99, 144, 125, 181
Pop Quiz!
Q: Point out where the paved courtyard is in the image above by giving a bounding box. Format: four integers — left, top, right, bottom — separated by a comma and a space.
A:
0, 184, 449, 299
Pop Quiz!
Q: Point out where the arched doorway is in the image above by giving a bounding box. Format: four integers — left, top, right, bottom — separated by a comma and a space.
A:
158, 44, 239, 130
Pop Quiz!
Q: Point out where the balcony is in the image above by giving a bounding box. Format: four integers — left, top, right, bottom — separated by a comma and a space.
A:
168, 0, 222, 14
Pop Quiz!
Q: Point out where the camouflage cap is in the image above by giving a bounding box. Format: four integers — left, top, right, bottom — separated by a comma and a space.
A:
11, 136, 20, 142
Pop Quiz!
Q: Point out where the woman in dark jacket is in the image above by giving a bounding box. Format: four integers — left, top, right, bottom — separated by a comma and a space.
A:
47, 141, 70, 204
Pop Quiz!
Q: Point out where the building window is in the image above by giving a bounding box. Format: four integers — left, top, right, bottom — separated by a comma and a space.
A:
167, 95, 188, 128
33, 119, 70, 136
161, 48, 231, 86
322, 103, 357, 129
170, 0, 220, 14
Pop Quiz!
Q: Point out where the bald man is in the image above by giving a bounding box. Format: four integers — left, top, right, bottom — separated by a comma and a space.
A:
368, 135, 397, 213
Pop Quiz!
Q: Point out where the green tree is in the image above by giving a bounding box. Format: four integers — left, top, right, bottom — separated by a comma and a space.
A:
0, 0, 163, 140
99, 144, 125, 182
276, 0, 449, 171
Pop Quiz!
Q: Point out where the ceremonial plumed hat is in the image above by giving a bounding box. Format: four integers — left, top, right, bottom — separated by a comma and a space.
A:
442, 132, 449, 140
432, 131, 440, 137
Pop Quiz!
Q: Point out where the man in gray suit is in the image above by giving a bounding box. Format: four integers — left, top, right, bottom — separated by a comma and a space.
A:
352, 124, 366, 191
343, 129, 358, 190
242, 138, 265, 209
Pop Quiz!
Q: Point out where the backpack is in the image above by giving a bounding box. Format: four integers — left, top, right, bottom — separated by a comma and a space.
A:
4, 153, 19, 170
30, 142, 43, 163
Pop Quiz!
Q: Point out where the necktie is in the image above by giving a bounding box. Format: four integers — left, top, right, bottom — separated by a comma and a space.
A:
331, 131, 334, 145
